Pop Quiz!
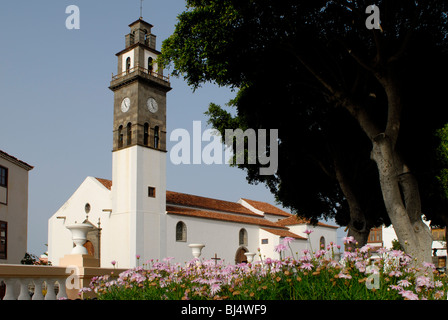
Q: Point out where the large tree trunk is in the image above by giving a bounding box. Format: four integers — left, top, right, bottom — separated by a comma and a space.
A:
371, 133, 433, 266
333, 156, 370, 247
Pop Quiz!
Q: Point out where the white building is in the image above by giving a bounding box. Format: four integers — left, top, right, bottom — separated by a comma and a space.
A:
366, 219, 447, 270
47, 18, 339, 269
0, 149, 33, 264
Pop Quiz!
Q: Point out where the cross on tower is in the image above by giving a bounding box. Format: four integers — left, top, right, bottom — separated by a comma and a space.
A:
140, 0, 144, 19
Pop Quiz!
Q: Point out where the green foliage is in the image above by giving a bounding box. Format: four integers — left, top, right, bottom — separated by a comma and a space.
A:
20, 252, 52, 266
21, 252, 38, 265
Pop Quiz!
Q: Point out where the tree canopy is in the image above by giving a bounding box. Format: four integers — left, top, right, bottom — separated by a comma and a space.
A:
160, 0, 448, 259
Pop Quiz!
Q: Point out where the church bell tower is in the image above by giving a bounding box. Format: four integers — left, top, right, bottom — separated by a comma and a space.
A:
106, 18, 171, 268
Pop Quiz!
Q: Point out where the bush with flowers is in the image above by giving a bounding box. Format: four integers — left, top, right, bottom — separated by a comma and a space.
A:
81, 235, 448, 300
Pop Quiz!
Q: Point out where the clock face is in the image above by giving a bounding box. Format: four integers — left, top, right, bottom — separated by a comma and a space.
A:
121, 97, 131, 113
147, 97, 158, 113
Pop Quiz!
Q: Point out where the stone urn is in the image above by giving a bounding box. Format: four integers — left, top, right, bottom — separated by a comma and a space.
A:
66, 222, 93, 255
188, 244, 205, 259
244, 252, 256, 263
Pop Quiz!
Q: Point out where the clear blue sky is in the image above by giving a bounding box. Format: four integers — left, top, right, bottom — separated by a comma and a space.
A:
0, 0, 341, 257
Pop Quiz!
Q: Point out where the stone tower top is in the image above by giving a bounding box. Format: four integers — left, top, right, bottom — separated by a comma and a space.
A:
125, 18, 157, 50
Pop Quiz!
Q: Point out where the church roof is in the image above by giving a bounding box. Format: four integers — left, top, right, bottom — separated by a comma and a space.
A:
276, 215, 339, 229
261, 228, 307, 240
95, 178, 112, 190
166, 205, 288, 230
166, 191, 261, 217
240, 198, 291, 217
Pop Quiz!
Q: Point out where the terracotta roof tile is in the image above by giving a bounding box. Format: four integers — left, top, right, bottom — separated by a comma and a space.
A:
261, 228, 307, 240
167, 191, 260, 216
241, 198, 291, 217
277, 215, 339, 229
95, 178, 112, 190
166, 205, 289, 229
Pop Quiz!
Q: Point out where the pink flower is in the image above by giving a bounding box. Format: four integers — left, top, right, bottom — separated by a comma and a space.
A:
283, 237, 294, 245
275, 243, 287, 253
337, 272, 352, 279
399, 290, 419, 300
389, 285, 402, 291
210, 283, 221, 295
416, 276, 433, 289
301, 263, 313, 271
389, 270, 403, 277
342, 236, 355, 244
111, 260, 116, 266
398, 279, 411, 287
304, 229, 313, 235
359, 245, 371, 253
390, 250, 404, 258
422, 262, 436, 269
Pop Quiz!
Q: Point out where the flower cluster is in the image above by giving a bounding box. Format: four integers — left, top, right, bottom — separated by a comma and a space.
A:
82, 241, 448, 300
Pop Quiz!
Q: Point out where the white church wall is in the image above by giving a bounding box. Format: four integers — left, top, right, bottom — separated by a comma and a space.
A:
258, 229, 281, 261
286, 224, 338, 254
165, 215, 260, 264
48, 177, 112, 266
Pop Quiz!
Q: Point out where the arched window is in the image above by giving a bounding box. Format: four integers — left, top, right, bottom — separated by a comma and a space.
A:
176, 222, 187, 242
126, 57, 131, 73
154, 126, 160, 149
148, 57, 153, 73
143, 123, 149, 146
239, 228, 248, 246
320, 236, 326, 250
127, 123, 132, 145
118, 125, 124, 148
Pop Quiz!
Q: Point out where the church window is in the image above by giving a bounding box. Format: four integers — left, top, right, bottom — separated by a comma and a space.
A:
148, 57, 153, 73
127, 123, 132, 145
0, 221, 6, 259
126, 57, 131, 73
320, 236, 326, 249
148, 187, 156, 198
144, 123, 149, 146
176, 222, 187, 242
239, 228, 248, 246
154, 126, 160, 149
261, 239, 268, 245
85, 203, 91, 214
118, 125, 124, 148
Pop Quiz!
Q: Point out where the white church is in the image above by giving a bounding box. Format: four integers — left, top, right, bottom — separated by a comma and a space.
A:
47, 18, 339, 269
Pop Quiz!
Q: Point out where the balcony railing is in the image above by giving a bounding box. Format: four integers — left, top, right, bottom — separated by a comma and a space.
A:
111, 65, 170, 83
0, 264, 123, 300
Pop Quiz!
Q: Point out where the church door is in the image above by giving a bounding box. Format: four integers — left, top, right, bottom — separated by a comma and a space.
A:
235, 247, 248, 264
83, 240, 95, 256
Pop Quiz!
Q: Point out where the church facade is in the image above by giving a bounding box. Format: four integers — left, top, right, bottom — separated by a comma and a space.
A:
47, 19, 338, 269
